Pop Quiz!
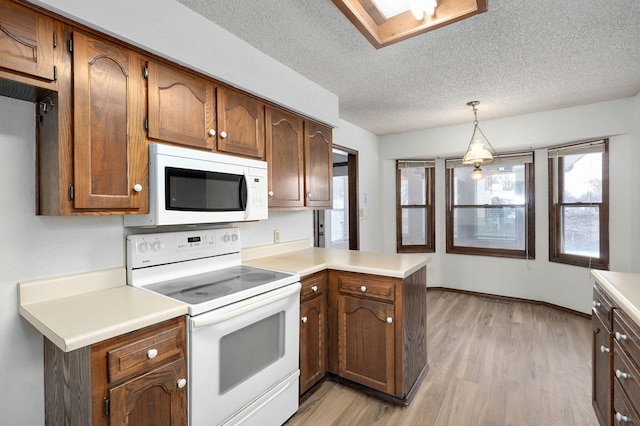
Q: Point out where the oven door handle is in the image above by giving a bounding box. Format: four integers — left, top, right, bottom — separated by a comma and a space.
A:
190, 283, 301, 329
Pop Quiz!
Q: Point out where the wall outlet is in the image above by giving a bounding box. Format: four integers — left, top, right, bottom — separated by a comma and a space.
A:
274, 229, 280, 243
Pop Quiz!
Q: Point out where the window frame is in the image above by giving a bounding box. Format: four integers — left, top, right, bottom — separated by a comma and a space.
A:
445, 154, 536, 259
395, 160, 436, 253
548, 139, 609, 270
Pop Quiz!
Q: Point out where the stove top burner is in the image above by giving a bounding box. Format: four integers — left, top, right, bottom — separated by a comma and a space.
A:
143, 265, 294, 307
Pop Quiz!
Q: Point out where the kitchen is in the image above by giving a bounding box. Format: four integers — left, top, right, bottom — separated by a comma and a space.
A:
1, 0, 639, 425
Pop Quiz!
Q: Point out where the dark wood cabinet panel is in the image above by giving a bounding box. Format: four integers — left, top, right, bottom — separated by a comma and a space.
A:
304, 121, 333, 208
147, 61, 215, 149
300, 294, 326, 394
338, 294, 395, 394
593, 309, 613, 426
72, 31, 146, 211
0, 1, 55, 81
266, 106, 304, 207
217, 88, 265, 159
109, 358, 187, 426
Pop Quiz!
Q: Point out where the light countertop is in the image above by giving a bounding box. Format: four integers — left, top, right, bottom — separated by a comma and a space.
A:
19, 267, 187, 352
243, 246, 430, 278
591, 270, 640, 325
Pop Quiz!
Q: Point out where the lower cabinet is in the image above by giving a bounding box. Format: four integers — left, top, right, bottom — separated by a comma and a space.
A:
327, 267, 428, 402
593, 283, 614, 426
44, 316, 187, 426
299, 271, 327, 395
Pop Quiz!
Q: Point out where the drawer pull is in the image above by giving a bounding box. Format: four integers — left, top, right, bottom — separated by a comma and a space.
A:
616, 369, 631, 380
600, 345, 610, 354
311, 285, 318, 292
592, 300, 601, 308
616, 412, 630, 423
386, 317, 393, 324
147, 349, 158, 359
177, 378, 187, 389
616, 332, 629, 341
301, 316, 308, 323
360, 285, 367, 292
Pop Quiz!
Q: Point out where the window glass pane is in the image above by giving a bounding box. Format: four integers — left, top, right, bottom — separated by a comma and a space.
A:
562, 152, 602, 203
401, 207, 426, 245
561, 206, 600, 257
400, 167, 425, 205
453, 207, 526, 250
454, 164, 525, 206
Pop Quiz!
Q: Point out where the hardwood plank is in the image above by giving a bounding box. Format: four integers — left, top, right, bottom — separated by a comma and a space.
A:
286, 289, 598, 425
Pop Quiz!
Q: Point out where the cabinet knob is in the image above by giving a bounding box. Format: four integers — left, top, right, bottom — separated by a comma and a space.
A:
617, 369, 631, 380
616, 332, 628, 341
177, 378, 187, 389
301, 316, 308, 323
600, 345, 610, 354
147, 348, 158, 359
307, 192, 311, 199
616, 412, 630, 423
386, 317, 393, 324
268, 191, 274, 197
219, 131, 227, 139
360, 285, 367, 292
311, 285, 318, 292
208, 129, 216, 137
592, 300, 601, 308
133, 184, 143, 193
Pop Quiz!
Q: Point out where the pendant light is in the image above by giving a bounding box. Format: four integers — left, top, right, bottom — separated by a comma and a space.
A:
463, 101, 496, 180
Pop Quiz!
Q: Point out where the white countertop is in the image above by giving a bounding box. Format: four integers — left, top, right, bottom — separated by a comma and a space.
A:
243, 246, 430, 278
591, 270, 640, 325
19, 268, 188, 352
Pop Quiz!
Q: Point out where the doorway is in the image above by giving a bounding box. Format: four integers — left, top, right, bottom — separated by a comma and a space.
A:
314, 145, 359, 250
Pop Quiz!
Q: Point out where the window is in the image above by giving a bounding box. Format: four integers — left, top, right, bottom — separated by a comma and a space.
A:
548, 139, 609, 269
396, 160, 435, 253
446, 153, 535, 259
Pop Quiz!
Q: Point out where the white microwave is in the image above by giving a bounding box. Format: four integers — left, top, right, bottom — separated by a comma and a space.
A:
124, 144, 268, 227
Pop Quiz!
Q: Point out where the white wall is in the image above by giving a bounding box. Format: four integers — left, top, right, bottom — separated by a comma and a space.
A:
379, 97, 640, 313
333, 120, 382, 252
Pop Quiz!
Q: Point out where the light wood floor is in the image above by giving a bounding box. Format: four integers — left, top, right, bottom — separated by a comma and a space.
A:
286, 289, 598, 426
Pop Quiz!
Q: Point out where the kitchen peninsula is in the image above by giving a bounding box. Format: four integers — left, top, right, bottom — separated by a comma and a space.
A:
244, 243, 430, 404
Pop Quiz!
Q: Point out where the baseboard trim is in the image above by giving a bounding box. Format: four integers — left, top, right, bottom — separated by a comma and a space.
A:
427, 286, 590, 319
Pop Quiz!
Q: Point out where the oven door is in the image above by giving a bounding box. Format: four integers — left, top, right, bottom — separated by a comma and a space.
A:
188, 283, 300, 425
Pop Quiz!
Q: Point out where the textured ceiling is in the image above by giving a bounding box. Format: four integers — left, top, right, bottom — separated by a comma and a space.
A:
175, 0, 640, 136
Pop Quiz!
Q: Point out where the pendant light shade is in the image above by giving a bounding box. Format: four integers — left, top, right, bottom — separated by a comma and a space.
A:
463, 101, 496, 179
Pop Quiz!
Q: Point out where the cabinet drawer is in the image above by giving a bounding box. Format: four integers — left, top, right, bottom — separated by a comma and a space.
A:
301, 272, 326, 302
614, 340, 640, 413
107, 323, 184, 383
614, 380, 640, 425
594, 283, 615, 331
614, 310, 640, 371
338, 273, 395, 302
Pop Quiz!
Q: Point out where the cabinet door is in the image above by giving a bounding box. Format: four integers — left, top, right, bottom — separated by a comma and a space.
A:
147, 61, 215, 149
109, 358, 187, 426
338, 294, 395, 394
300, 295, 326, 395
0, 1, 55, 80
266, 106, 304, 207
72, 31, 146, 210
593, 312, 613, 426
304, 121, 333, 208
216, 88, 265, 159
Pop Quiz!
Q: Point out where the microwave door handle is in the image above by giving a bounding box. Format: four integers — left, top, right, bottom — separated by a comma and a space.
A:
241, 172, 250, 219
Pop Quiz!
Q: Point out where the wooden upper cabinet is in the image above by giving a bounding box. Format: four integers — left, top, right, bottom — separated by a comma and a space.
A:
266, 106, 304, 208
72, 31, 146, 211
217, 88, 265, 159
0, 1, 55, 81
305, 121, 333, 208
146, 61, 215, 149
